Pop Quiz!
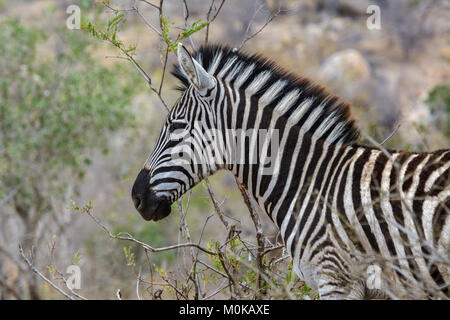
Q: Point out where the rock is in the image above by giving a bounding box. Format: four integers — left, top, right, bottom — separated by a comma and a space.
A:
339, 0, 373, 15
316, 0, 372, 17
318, 49, 371, 84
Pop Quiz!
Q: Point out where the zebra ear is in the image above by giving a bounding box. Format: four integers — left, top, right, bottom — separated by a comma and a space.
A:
177, 43, 215, 92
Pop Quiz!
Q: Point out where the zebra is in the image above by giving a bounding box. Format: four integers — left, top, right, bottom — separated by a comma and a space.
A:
131, 43, 450, 299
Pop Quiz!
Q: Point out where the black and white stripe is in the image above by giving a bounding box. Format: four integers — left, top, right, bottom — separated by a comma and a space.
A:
135, 44, 450, 299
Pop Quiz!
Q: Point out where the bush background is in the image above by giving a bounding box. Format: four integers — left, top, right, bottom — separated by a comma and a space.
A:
0, 0, 449, 299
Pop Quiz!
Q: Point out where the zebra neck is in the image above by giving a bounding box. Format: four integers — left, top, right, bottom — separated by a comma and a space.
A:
211, 79, 361, 226
226, 110, 351, 215
226, 122, 359, 230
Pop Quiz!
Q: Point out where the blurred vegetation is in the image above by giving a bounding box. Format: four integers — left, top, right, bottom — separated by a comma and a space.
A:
426, 83, 450, 138
0, 18, 140, 196
0, 18, 142, 298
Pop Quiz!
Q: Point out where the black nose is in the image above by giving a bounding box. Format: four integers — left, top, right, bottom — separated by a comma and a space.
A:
131, 168, 149, 213
131, 168, 172, 221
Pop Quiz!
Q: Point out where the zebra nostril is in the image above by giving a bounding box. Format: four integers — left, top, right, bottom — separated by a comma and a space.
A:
132, 168, 151, 213
133, 194, 143, 211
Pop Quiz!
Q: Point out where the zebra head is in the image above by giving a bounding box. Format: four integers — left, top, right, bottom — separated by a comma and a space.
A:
132, 44, 218, 221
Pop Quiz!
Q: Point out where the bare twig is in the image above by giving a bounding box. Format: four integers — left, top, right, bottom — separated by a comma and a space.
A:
216, 249, 238, 299
181, 0, 196, 49
201, 279, 228, 300
136, 268, 142, 300
19, 244, 76, 300
158, 45, 170, 95
132, 0, 162, 36
144, 249, 154, 299
205, 178, 229, 229
140, 0, 160, 10
380, 122, 401, 145
84, 206, 217, 256
105, 52, 169, 111
176, 193, 203, 299
102, 1, 135, 12
238, 5, 281, 50
236, 180, 267, 296
204, 0, 226, 45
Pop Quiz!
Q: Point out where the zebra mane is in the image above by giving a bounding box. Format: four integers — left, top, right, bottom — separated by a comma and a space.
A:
171, 44, 360, 145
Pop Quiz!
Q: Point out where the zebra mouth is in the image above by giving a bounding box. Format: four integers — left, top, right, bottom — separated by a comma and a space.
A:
147, 198, 171, 221
134, 194, 172, 222
131, 168, 172, 221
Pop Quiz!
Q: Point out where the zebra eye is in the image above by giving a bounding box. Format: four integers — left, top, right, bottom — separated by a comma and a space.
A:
168, 122, 187, 133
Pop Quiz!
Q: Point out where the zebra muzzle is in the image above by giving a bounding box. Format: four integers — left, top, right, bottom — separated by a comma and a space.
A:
131, 169, 172, 221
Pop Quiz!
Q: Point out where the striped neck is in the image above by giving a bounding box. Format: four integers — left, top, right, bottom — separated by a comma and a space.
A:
217, 76, 359, 221
172, 45, 361, 218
